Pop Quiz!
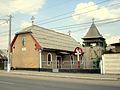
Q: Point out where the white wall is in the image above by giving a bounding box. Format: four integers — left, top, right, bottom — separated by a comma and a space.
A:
101, 54, 120, 74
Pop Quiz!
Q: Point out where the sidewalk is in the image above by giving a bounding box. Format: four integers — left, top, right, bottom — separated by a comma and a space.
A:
0, 70, 120, 81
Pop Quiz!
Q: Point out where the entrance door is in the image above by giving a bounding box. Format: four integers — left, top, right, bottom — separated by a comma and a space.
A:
57, 56, 62, 69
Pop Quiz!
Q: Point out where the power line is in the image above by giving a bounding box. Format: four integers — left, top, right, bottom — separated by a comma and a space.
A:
70, 19, 120, 33
0, 21, 7, 26
37, 0, 108, 24
50, 17, 120, 30
0, 17, 119, 35
37, 2, 120, 25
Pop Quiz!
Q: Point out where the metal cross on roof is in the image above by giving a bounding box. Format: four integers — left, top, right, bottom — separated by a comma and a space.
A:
92, 18, 95, 24
31, 16, 35, 26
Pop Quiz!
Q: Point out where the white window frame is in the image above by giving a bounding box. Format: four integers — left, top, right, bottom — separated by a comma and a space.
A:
47, 53, 52, 65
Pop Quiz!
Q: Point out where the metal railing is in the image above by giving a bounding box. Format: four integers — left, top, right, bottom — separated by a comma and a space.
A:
42, 60, 78, 69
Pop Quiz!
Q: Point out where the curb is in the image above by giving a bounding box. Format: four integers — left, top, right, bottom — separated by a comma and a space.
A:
4, 71, 119, 81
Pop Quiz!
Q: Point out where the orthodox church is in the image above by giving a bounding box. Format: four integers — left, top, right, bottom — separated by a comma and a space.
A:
11, 25, 83, 71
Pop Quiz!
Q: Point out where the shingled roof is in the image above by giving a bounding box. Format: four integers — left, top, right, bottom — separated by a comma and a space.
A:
83, 22, 103, 39
21, 25, 81, 52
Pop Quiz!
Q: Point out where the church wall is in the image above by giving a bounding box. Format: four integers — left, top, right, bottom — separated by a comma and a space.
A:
62, 55, 70, 69
41, 51, 56, 69
11, 33, 39, 69
41, 52, 79, 69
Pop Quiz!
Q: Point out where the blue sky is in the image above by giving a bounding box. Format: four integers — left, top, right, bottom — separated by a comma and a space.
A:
0, 0, 120, 49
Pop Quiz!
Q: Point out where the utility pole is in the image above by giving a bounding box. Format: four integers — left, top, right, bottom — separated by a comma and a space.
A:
0, 15, 12, 72
7, 15, 12, 72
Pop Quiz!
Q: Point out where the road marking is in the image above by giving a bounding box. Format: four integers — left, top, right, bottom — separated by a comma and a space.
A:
0, 81, 15, 85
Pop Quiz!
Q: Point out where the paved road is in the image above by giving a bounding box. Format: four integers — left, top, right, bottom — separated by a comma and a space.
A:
0, 75, 120, 90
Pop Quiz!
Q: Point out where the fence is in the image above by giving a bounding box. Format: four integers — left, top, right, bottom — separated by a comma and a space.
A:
101, 53, 120, 74
42, 60, 79, 69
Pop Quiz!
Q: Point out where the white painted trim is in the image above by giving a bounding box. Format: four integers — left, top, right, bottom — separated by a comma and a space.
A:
47, 52, 52, 66
39, 50, 42, 68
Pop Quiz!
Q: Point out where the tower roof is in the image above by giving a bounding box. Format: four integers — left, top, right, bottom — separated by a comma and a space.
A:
83, 21, 103, 39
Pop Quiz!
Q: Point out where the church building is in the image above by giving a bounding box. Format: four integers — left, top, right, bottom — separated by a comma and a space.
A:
11, 25, 83, 71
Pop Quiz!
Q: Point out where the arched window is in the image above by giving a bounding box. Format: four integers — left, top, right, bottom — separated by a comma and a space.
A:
22, 34, 26, 46
47, 53, 52, 65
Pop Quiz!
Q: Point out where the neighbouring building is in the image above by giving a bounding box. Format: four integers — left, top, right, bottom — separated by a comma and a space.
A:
11, 25, 83, 71
0, 49, 7, 70
111, 40, 120, 53
101, 40, 120, 75
82, 20, 106, 69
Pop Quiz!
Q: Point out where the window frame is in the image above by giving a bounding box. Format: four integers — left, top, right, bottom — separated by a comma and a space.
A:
47, 53, 52, 65
22, 34, 26, 46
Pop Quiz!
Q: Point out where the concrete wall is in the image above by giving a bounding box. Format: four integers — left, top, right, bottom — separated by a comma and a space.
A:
12, 33, 39, 68
83, 46, 104, 69
101, 53, 120, 74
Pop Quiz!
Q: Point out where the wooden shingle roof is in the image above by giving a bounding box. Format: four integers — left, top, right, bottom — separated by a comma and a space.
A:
83, 23, 103, 39
22, 25, 82, 51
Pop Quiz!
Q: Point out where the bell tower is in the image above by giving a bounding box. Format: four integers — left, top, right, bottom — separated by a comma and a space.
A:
82, 19, 106, 69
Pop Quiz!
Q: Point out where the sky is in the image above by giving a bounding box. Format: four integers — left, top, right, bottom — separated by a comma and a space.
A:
0, 0, 120, 49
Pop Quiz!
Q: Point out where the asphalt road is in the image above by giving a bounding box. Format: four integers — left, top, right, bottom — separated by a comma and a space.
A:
0, 74, 120, 90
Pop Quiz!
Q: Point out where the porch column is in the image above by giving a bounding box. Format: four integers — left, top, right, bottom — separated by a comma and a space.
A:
39, 49, 42, 69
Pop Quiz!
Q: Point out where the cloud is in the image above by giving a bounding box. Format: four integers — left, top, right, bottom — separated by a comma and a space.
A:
20, 21, 31, 29
0, 0, 45, 15
0, 20, 9, 28
106, 35, 120, 44
72, 1, 120, 22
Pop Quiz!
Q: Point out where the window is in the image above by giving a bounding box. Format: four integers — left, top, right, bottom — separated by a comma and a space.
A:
70, 55, 74, 64
47, 53, 52, 65
22, 34, 26, 46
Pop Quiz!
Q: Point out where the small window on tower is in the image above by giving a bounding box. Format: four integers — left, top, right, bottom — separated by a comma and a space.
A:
22, 34, 26, 46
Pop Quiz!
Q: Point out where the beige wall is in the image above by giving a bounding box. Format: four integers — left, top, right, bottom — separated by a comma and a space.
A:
12, 33, 39, 68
